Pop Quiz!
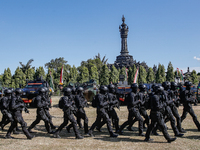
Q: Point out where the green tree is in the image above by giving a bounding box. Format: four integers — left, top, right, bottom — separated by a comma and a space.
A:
99, 64, 110, 85
3, 68, 12, 87
45, 57, 68, 72
90, 65, 99, 85
138, 65, 147, 84
19, 59, 34, 74
191, 70, 198, 85
78, 66, 89, 83
13, 67, 26, 88
146, 67, 155, 83
34, 66, 46, 80
109, 65, 119, 84
69, 65, 78, 83
155, 64, 166, 83
166, 62, 174, 82
25, 68, 35, 81
128, 65, 136, 84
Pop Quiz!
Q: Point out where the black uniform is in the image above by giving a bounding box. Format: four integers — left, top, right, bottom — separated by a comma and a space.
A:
67, 88, 89, 134
180, 82, 200, 130
97, 92, 120, 132
28, 88, 52, 133
0, 90, 14, 130
145, 86, 176, 143
5, 89, 34, 139
88, 85, 118, 137
118, 91, 144, 135
53, 87, 83, 139
166, 85, 185, 133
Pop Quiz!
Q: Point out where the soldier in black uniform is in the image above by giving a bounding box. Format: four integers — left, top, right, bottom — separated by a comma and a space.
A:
88, 85, 118, 137
53, 87, 83, 139
180, 81, 200, 131
96, 84, 120, 133
144, 85, 176, 143
0, 89, 15, 131
152, 82, 183, 137
28, 87, 53, 134
127, 84, 150, 130
43, 87, 56, 129
166, 82, 186, 133
118, 83, 144, 136
5, 88, 34, 139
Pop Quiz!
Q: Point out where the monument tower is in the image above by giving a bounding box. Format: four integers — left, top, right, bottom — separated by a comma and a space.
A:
114, 15, 134, 69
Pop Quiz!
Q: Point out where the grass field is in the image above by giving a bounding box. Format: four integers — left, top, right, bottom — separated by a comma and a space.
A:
0, 96, 200, 150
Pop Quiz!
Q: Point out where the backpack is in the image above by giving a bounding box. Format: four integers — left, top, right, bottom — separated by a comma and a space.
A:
92, 95, 98, 108
58, 97, 65, 109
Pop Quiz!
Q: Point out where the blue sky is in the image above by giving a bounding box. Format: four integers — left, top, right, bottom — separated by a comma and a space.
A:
0, 0, 200, 75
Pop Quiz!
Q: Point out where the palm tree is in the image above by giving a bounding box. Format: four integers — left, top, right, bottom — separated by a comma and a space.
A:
19, 59, 34, 73
94, 53, 108, 65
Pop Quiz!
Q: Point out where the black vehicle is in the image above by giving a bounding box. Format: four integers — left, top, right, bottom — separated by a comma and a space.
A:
22, 78, 52, 107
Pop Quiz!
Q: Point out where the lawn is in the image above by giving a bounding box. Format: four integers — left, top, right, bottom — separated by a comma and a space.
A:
0, 96, 200, 150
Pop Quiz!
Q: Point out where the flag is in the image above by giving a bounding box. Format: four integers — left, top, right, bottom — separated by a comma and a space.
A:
133, 67, 139, 83
49, 71, 54, 92
59, 65, 64, 85
180, 70, 184, 81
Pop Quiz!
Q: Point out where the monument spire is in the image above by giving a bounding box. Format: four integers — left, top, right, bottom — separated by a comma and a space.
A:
119, 15, 129, 55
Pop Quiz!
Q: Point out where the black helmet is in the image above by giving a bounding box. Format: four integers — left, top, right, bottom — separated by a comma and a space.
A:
9, 88, 14, 92
162, 81, 171, 90
38, 87, 46, 94
155, 85, 164, 94
151, 84, 157, 92
76, 87, 84, 94
171, 82, 178, 91
71, 87, 76, 95
4, 89, 12, 95
43, 87, 48, 92
108, 84, 115, 93
131, 83, 138, 93
15, 88, 23, 95
63, 87, 72, 96
184, 81, 192, 87
139, 84, 146, 92
99, 85, 108, 94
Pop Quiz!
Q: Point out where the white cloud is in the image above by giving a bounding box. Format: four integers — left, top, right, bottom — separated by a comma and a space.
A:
194, 56, 200, 61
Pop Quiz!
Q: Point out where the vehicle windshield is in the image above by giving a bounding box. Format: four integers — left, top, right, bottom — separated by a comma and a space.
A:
26, 83, 44, 88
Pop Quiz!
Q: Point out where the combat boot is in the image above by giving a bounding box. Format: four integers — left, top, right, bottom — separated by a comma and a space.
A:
88, 130, 94, 137
5, 135, 14, 139
96, 127, 102, 132
53, 132, 61, 138
27, 135, 35, 140
76, 134, 84, 139
144, 138, 154, 142
66, 126, 71, 133
127, 126, 134, 131
110, 132, 118, 138
175, 133, 184, 137
139, 132, 145, 136
167, 137, 176, 143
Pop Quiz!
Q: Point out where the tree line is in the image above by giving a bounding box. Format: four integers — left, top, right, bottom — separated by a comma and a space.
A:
0, 56, 200, 94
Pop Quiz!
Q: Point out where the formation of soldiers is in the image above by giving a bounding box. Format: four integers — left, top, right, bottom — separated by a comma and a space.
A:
0, 81, 199, 143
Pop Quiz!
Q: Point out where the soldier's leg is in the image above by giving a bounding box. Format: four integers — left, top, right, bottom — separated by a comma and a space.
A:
140, 108, 149, 127
132, 108, 144, 135
78, 109, 89, 134
166, 107, 180, 136
188, 106, 200, 130
171, 105, 184, 132
110, 109, 119, 132
5, 121, 17, 138
45, 109, 56, 129
181, 106, 188, 122
54, 117, 69, 138
16, 113, 34, 139
119, 111, 133, 132
28, 116, 41, 132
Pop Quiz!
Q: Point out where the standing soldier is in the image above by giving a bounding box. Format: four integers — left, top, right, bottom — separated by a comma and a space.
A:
5, 88, 34, 139
53, 87, 83, 139
180, 81, 200, 131
28, 87, 53, 134
88, 85, 118, 137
